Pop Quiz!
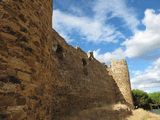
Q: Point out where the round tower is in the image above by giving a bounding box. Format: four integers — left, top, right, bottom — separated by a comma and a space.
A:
110, 59, 133, 106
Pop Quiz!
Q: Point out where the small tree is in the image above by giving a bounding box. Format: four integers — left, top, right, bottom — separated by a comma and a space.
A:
132, 89, 151, 109
149, 92, 160, 104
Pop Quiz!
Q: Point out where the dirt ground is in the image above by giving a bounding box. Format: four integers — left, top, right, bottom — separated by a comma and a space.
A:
52, 104, 160, 120
127, 109, 160, 120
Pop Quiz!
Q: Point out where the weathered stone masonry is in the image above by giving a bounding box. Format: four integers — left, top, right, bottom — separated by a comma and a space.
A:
0, 0, 133, 120
107, 59, 133, 106
0, 0, 53, 119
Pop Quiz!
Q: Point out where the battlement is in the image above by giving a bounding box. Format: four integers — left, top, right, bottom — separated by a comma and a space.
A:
111, 59, 127, 66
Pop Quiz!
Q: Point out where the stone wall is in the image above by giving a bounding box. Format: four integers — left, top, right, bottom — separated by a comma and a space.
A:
0, 0, 54, 119
0, 0, 132, 119
50, 30, 122, 119
108, 59, 133, 106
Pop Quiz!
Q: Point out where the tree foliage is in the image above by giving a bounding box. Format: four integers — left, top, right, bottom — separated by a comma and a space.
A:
132, 89, 151, 109
149, 92, 160, 104
132, 89, 160, 110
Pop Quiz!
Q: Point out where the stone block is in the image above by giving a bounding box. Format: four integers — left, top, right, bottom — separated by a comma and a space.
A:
17, 71, 31, 82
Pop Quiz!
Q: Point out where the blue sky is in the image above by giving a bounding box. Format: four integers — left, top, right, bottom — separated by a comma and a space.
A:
53, 0, 160, 93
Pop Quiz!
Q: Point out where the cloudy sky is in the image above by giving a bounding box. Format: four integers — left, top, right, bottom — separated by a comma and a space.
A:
53, 0, 160, 93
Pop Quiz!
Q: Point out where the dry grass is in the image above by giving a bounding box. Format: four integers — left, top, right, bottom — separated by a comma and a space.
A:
61, 103, 132, 120
127, 109, 160, 120
60, 104, 160, 120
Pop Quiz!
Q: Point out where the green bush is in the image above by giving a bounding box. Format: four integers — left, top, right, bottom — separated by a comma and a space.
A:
132, 89, 151, 109
149, 92, 160, 104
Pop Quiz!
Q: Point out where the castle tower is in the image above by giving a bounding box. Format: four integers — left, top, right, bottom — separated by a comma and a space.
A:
110, 59, 133, 106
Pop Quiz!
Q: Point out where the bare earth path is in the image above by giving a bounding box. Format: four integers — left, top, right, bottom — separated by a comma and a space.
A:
127, 109, 160, 120
62, 105, 160, 120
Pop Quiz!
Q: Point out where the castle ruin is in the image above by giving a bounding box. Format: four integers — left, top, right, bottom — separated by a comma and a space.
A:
0, 0, 133, 119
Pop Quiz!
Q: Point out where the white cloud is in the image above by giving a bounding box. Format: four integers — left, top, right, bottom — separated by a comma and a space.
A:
131, 57, 160, 92
53, 9, 124, 43
69, 7, 84, 16
53, 0, 139, 43
93, 9, 160, 64
93, 0, 139, 32
94, 49, 160, 92
123, 9, 160, 58
93, 48, 125, 63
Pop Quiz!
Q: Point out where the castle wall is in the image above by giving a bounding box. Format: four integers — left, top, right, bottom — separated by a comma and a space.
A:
0, 0, 132, 119
0, 0, 54, 119
50, 31, 122, 119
